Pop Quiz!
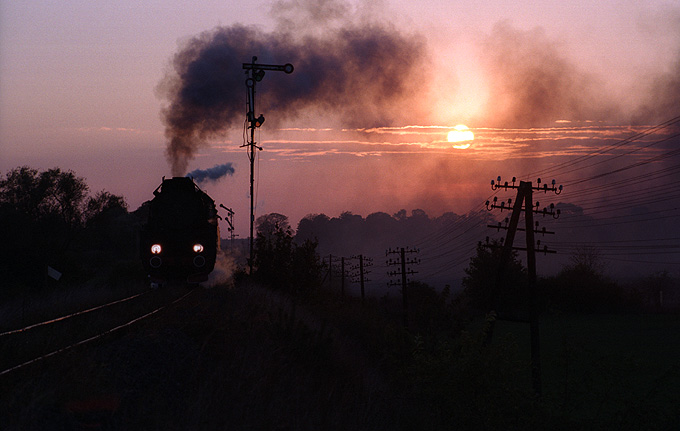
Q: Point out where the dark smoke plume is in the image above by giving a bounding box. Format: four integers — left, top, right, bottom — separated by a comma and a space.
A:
186, 163, 235, 184
159, 1, 430, 176
479, 21, 618, 128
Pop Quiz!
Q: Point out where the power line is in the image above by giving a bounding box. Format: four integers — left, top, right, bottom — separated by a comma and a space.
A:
525, 115, 680, 179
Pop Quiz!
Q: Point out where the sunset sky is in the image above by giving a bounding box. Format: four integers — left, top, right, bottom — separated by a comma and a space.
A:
1, 0, 679, 277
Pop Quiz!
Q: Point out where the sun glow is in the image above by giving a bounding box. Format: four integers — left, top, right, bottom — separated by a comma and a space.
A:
448, 125, 474, 149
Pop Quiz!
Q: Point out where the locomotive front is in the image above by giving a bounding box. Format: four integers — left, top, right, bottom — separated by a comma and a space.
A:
140, 177, 219, 286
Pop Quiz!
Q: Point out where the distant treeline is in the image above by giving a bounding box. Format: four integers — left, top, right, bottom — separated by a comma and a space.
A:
2, 166, 677, 313
295, 209, 492, 258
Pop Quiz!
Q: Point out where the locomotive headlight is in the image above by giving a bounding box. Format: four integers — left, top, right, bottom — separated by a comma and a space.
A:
151, 244, 162, 254
193, 243, 204, 253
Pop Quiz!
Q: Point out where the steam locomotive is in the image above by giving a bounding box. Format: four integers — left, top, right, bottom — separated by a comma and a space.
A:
140, 177, 219, 286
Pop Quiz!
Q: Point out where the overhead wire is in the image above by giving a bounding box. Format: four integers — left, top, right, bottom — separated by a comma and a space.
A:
415, 115, 680, 282
525, 115, 680, 179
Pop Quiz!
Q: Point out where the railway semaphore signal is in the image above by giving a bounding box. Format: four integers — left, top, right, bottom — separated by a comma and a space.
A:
241, 56, 294, 274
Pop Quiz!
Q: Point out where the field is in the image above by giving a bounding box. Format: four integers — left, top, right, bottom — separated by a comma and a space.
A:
2, 279, 679, 430
0, 283, 395, 430
491, 313, 680, 428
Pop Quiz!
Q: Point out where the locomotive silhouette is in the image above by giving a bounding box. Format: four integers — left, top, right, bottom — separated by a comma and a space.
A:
140, 177, 219, 286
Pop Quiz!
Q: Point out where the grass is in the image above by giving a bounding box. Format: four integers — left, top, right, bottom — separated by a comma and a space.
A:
491, 313, 680, 429
1, 282, 400, 430
3, 274, 680, 430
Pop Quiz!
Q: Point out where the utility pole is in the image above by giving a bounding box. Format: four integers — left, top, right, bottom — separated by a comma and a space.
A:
350, 254, 372, 303
341, 256, 346, 296
387, 247, 420, 328
360, 255, 365, 301
329, 254, 333, 288
484, 176, 562, 397
242, 56, 294, 274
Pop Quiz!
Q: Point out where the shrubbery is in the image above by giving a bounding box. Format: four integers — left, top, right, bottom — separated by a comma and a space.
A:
252, 213, 324, 294
0, 166, 136, 294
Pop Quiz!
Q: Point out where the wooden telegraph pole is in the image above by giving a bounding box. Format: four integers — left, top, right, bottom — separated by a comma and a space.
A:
350, 255, 372, 303
484, 176, 562, 396
341, 256, 346, 296
387, 247, 420, 328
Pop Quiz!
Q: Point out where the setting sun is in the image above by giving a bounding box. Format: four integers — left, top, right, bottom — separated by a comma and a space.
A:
448, 124, 474, 149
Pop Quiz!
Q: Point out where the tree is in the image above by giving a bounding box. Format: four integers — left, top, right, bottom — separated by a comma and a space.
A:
254, 213, 294, 286
546, 246, 623, 312
0, 166, 90, 236
295, 213, 329, 244
290, 237, 324, 294
255, 212, 290, 240
0, 166, 129, 289
460, 241, 527, 315
567, 245, 606, 276
83, 191, 131, 256
84, 191, 128, 224
254, 213, 323, 293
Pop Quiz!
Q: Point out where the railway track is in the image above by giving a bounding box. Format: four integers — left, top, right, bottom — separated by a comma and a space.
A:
0, 285, 194, 377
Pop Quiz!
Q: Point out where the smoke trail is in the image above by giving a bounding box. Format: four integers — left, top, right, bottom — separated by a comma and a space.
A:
158, 0, 431, 176
186, 163, 235, 184
203, 251, 236, 288
632, 7, 680, 125
635, 54, 680, 125
478, 21, 619, 128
